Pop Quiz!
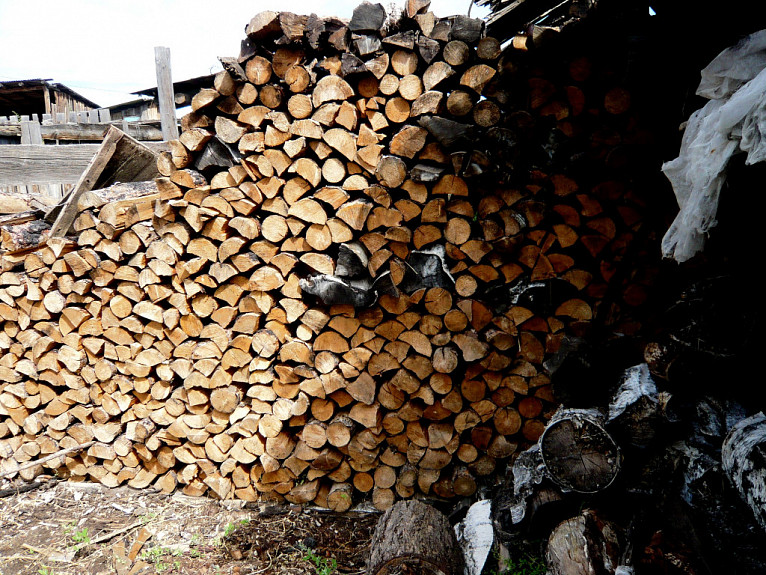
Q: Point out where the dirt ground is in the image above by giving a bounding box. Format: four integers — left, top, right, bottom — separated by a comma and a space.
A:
0, 476, 379, 575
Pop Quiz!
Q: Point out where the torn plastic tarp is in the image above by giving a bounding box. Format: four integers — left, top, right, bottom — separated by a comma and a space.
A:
661, 30, 766, 262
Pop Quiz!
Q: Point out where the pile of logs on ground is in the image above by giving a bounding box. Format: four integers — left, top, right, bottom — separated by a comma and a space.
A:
0, 0, 660, 509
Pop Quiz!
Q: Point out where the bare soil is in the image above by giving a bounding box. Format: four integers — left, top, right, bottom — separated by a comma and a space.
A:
0, 477, 378, 575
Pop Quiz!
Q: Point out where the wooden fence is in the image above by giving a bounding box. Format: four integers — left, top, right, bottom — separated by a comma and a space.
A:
0, 112, 165, 198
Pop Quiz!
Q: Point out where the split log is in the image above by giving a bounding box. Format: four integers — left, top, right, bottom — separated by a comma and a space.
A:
607, 363, 663, 449
546, 510, 627, 575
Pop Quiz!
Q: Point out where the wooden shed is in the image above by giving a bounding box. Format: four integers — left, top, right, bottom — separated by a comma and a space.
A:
0, 78, 99, 119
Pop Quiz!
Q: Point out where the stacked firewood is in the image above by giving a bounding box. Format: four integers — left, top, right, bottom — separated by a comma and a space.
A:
0, 1, 656, 509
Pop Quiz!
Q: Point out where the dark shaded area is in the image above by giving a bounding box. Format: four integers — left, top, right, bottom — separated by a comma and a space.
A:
224, 507, 378, 573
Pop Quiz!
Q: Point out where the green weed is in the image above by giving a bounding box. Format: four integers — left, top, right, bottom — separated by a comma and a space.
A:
300, 544, 337, 575
488, 546, 546, 575
223, 518, 251, 538
71, 527, 90, 545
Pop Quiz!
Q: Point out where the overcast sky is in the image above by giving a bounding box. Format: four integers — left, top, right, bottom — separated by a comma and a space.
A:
0, 0, 489, 108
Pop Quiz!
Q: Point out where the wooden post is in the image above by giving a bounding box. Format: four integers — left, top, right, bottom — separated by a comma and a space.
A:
43, 84, 52, 116
155, 46, 179, 141
20, 120, 43, 145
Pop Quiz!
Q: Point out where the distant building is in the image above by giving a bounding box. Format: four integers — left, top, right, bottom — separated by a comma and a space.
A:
0, 78, 100, 119
106, 73, 215, 122
107, 96, 159, 122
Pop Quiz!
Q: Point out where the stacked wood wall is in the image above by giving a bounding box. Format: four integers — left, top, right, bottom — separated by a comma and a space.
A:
0, 3, 661, 508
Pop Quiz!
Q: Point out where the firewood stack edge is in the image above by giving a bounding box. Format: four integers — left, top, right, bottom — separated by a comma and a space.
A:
0, 0, 656, 510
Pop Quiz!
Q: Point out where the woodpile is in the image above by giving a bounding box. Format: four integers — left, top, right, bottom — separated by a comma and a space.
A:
0, 0, 656, 509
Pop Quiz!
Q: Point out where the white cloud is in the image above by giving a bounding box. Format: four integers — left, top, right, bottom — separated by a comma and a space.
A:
0, 0, 489, 107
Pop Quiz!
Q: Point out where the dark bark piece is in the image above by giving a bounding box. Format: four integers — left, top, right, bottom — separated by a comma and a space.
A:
238, 37, 257, 63
404, 246, 454, 291
349, 2, 386, 32
418, 36, 441, 64
195, 136, 240, 171
306, 14, 326, 49
449, 16, 484, 42
506, 443, 547, 525
418, 116, 475, 148
354, 35, 382, 56
607, 363, 662, 449
342, 52, 368, 76
329, 26, 350, 51
280, 12, 308, 41
383, 30, 417, 49
218, 57, 248, 82
367, 500, 464, 575
540, 408, 621, 493
300, 275, 376, 308
410, 163, 445, 182
336, 242, 370, 279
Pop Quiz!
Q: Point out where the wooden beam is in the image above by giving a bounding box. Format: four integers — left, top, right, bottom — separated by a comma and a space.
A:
43, 85, 52, 116
0, 122, 164, 141
155, 46, 179, 141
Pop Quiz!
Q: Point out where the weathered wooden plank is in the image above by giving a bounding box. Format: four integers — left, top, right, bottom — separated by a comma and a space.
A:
0, 144, 100, 185
0, 122, 164, 141
155, 46, 179, 141
20, 120, 43, 145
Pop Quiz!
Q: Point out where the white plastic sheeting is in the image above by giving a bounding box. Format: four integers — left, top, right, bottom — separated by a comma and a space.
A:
661, 30, 766, 262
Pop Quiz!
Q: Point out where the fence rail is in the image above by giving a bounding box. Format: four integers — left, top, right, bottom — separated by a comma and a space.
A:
0, 139, 167, 199
0, 108, 113, 125
0, 110, 165, 144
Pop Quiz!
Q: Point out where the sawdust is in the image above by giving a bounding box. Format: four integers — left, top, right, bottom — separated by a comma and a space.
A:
0, 477, 378, 575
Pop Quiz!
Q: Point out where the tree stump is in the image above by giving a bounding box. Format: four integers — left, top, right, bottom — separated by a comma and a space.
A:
366, 500, 464, 575
540, 408, 621, 493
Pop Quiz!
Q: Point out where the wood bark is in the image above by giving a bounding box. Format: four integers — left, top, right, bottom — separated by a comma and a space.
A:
366, 500, 464, 575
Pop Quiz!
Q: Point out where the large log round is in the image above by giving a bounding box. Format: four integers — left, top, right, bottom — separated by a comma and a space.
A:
366, 500, 464, 575
546, 509, 625, 575
539, 408, 620, 493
